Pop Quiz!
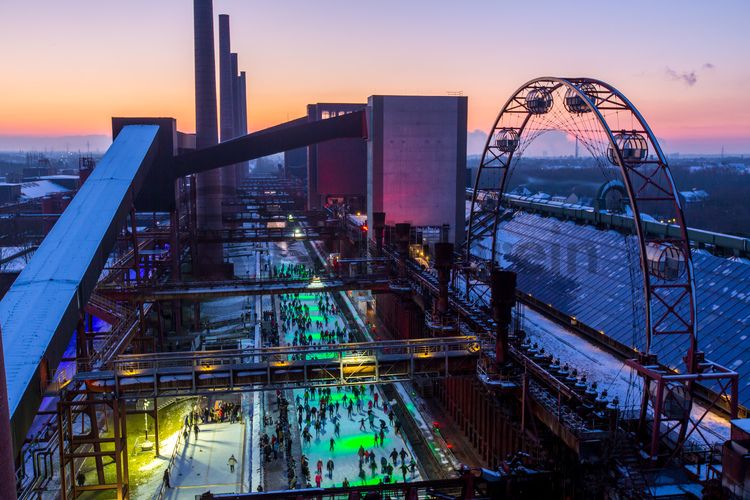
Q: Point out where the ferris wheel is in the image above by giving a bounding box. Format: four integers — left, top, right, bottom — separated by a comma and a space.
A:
465, 77, 738, 460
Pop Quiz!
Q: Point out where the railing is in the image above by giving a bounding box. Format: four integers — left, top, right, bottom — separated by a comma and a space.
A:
90, 303, 154, 369
155, 427, 184, 500
86, 291, 129, 321
112, 336, 478, 373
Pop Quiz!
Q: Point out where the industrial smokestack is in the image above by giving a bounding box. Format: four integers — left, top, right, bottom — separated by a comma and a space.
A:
230, 52, 243, 187
218, 14, 236, 196
231, 53, 240, 137
238, 71, 247, 136
238, 70, 248, 182
194, 0, 218, 150
193, 0, 224, 274
218, 15, 234, 142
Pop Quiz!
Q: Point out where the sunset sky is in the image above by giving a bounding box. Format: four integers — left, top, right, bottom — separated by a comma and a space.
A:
0, 0, 748, 153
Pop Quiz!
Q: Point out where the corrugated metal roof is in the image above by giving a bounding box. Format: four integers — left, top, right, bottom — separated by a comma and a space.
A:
0, 125, 159, 442
485, 211, 750, 405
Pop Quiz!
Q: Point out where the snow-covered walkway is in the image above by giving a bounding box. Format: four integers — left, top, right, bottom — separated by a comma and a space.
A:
164, 422, 245, 498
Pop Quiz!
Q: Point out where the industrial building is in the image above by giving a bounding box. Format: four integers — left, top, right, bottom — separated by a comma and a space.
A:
1, 2, 750, 500
306, 103, 367, 212
368, 95, 467, 245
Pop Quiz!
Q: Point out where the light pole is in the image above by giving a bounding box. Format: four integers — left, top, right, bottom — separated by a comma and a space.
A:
144, 399, 150, 440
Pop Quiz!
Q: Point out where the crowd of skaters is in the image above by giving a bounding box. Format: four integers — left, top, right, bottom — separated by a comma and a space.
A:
296, 383, 418, 488
272, 273, 420, 489
273, 262, 313, 280
279, 292, 353, 352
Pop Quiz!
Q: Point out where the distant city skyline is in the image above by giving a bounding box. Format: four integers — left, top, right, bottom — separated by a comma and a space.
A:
0, 0, 748, 154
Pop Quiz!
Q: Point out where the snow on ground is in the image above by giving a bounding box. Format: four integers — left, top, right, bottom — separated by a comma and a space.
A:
523, 307, 730, 442
165, 422, 245, 499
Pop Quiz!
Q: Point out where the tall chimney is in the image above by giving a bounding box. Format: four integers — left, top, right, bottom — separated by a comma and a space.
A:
238, 71, 247, 136
230, 52, 242, 187
238, 70, 248, 182
231, 53, 241, 137
193, 0, 224, 274
218, 14, 236, 196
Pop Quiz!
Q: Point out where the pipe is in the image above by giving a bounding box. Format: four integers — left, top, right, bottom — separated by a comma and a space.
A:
434, 242, 454, 316
490, 269, 516, 365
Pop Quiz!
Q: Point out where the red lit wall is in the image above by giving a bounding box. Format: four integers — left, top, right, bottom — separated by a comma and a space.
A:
307, 103, 367, 211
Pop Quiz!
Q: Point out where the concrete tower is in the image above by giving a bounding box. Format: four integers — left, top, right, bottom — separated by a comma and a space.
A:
231, 53, 241, 137
218, 14, 236, 196
238, 71, 248, 137
193, 0, 224, 273
237, 71, 248, 182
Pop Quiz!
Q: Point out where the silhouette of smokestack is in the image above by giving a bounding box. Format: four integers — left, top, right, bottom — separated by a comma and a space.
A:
237, 70, 248, 182
231, 53, 240, 137
238, 71, 247, 136
193, 0, 224, 273
218, 14, 236, 195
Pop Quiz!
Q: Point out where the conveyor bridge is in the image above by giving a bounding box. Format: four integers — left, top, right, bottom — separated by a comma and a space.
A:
76, 336, 480, 399
98, 274, 391, 301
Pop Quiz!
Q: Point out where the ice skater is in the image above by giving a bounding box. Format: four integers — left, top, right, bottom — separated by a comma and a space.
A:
228, 454, 237, 473
390, 448, 398, 465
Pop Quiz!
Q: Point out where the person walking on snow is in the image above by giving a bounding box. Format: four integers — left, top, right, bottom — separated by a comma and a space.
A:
228, 454, 237, 473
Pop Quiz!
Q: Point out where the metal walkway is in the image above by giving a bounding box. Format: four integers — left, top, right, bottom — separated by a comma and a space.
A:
77, 336, 479, 399
98, 274, 391, 301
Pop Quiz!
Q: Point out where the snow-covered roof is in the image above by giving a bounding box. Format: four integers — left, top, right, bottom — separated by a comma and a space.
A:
680, 189, 709, 202
481, 210, 750, 407
0, 125, 159, 426
20, 179, 71, 200
38, 175, 79, 180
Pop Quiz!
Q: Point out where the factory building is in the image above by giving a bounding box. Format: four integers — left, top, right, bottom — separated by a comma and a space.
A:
305, 103, 367, 211
367, 95, 467, 244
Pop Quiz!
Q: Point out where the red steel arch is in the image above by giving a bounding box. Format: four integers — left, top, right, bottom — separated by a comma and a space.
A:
466, 76, 696, 365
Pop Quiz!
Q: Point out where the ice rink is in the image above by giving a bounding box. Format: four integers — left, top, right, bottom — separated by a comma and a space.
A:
278, 282, 422, 488
164, 422, 245, 499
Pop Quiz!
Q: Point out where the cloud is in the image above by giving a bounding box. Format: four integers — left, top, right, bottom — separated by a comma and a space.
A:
467, 129, 488, 155
666, 67, 698, 86
665, 63, 714, 86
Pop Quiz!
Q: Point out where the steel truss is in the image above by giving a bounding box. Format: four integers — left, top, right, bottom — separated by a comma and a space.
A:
465, 77, 738, 460
77, 337, 480, 400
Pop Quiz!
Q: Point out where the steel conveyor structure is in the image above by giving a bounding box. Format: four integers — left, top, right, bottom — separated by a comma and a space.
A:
77, 336, 479, 399
0, 111, 368, 456
0, 125, 160, 454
